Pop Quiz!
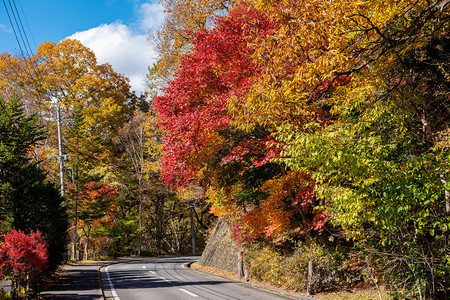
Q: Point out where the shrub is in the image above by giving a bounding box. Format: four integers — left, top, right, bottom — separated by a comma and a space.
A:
248, 246, 284, 285
246, 240, 368, 293
0, 230, 48, 296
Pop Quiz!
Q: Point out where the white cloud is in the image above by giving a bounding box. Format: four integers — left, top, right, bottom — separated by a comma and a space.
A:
66, 2, 165, 95
138, 2, 165, 32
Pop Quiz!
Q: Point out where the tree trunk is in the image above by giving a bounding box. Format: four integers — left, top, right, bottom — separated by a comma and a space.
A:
84, 241, 88, 260
83, 227, 91, 260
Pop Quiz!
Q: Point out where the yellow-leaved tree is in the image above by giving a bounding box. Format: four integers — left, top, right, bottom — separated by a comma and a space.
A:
0, 39, 144, 177
152, 0, 234, 78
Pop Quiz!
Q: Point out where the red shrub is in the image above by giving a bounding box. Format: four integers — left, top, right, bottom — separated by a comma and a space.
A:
0, 229, 48, 291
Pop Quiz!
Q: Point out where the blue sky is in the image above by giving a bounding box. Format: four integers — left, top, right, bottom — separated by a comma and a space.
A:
0, 0, 165, 94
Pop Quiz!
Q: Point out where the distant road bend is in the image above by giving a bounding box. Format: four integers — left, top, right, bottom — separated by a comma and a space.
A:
103, 256, 300, 300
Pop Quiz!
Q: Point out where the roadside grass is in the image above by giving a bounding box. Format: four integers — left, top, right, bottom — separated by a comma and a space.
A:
191, 262, 239, 279
314, 287, 391, 300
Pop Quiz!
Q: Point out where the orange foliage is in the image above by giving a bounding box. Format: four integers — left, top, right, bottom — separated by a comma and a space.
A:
237, 170, 320, 240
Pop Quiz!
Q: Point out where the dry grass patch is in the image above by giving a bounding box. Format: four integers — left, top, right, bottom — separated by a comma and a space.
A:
190, 262, 239, 279
314, 287, 392, 300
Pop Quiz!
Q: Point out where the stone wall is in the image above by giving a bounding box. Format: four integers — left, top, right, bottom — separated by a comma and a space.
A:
197, 217, 240, 273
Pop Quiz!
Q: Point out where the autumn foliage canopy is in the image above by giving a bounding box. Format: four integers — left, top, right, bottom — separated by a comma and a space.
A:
155, 0, 449, 295
155, 2, 331, 240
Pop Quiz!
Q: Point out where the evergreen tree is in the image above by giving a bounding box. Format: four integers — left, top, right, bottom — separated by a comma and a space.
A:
0, 94, 68, 270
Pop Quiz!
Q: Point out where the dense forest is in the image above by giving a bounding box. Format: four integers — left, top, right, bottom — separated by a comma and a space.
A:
1, 0, 449, 299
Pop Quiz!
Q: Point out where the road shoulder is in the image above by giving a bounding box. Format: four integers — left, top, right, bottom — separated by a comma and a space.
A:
42, 261, 106, 300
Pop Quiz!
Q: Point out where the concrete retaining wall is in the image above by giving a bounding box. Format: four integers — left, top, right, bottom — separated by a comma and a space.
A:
197, 217, 240, 273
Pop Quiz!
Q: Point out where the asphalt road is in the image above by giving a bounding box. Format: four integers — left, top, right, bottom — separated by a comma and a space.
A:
103, 256, 298, 300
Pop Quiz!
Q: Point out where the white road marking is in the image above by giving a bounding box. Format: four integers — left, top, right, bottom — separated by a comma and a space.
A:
159, 276, 172, 283
181, 263, 187, 269
149, 271, 156, 275
105, 266, 120, 300
179, 288, 199, 297
142, 265, 146, 269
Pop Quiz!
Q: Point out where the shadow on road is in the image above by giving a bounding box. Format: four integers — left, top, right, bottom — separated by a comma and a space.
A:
42, 262, 107, 300
110, 269, 229, 290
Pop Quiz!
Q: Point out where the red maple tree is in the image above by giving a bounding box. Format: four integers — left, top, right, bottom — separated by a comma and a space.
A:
154, 5, 274, 187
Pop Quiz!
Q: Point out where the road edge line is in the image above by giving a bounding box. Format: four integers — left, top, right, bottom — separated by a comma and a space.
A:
105, 266, 120, 300
98, 258, 143, 299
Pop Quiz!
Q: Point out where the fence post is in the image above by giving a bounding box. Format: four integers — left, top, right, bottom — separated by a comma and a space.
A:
307, 259, 313, 295
237, 250, 244, 278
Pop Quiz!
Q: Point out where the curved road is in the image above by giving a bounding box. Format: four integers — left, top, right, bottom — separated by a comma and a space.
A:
103, 257, 300, 300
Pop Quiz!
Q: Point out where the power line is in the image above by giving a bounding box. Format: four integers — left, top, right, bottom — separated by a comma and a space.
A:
11, 0, 34, 55
3, 0, 31, 57
2, 0, 24, 56
2, 0, 49, 102
2, 0, 38, 87
17, 2, 37, 50
0, 5, 13, 124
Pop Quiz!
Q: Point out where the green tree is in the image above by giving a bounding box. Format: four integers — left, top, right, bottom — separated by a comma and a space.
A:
274, 0, 450, 296
0, 94, 68, 270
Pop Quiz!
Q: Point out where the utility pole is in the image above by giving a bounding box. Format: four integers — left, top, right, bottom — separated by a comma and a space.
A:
138, 183, 142, 256
73, 185, 78, 260
56, 98, 65, 197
